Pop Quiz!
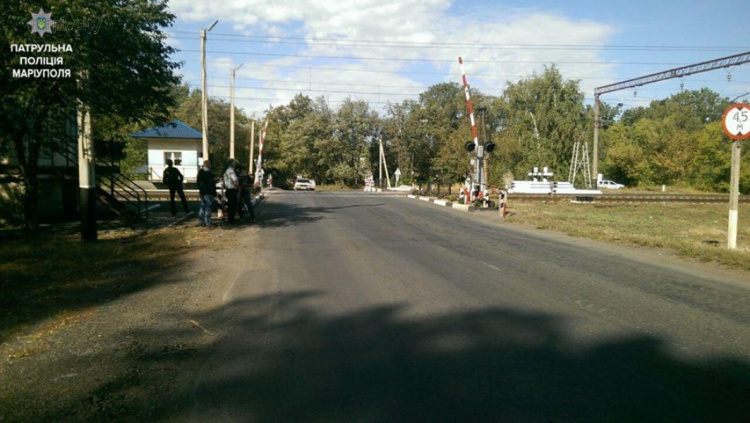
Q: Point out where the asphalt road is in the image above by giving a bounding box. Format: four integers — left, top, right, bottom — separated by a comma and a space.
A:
189, 191, 750, 422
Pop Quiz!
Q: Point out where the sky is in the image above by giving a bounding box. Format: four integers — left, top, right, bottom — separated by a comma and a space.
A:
165, 0, 750, 118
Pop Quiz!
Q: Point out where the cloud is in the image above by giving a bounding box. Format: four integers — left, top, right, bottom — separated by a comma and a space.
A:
170, 1, 617, 115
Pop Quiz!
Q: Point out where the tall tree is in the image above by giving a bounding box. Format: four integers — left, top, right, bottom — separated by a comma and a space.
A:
0, 0, 180, 231
495, 66, 587, 180
334, 99, 378, 185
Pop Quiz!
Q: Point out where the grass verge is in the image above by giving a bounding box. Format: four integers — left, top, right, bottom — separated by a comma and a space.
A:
505, 201, 750, 271
0, 226, 194, 346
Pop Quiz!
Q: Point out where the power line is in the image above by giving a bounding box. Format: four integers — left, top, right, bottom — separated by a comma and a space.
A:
175, 55, 750, 79
206, 75, 750, 88
170, 31, 749, 52
203, 93, 397, 105
206, 83, 426, 96
180, 49, 690, 66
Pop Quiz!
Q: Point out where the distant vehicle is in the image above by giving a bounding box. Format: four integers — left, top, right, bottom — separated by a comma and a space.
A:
599, 179, 625, 189
294, 178, 316, 191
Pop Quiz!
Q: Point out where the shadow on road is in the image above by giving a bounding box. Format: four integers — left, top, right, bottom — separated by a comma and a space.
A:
258, 200, 385, 229
18, 291, 750, 422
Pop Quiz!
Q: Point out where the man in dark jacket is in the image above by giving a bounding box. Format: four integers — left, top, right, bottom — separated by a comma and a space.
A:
237, 165, 256, 223
197, 160, 217, 227
163, 159, 190, 216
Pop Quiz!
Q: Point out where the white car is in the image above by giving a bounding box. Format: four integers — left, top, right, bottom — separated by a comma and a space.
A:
599, 179, 625, 189
294, 178, 316, 191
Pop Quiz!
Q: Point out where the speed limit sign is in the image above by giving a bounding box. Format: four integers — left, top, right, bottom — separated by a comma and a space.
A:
722, 103, 750, 140
721, 103, 746, 250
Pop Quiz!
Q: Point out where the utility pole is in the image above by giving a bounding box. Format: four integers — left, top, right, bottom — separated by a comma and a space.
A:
249, 120, 255, 176
381, 140, 392, 189
722, 103, 749, 249
728, 140, 741, 249
379, 137, 383, 190
256, 120, 268, 185
230, 63, 242, 159
77, 72, 96, 241
593, 95, 600, 185
201, 19, 218, 162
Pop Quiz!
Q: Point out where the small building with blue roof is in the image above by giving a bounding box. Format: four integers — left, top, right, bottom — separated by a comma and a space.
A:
131, 120, 203, 182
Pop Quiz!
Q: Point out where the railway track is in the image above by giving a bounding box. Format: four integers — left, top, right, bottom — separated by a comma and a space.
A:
121, 189, 748, 204
509, 193, 750, 204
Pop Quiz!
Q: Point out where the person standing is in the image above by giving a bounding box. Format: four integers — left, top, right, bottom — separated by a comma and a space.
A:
223, 159, 240, 223
197, 160, 217, 227
237, 165, 256, 223
163, 159, 190, 216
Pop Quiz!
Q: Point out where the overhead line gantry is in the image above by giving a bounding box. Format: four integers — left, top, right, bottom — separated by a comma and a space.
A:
592, 50, 750, 184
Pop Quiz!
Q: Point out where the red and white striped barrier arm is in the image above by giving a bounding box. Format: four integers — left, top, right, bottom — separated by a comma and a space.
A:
256, 119, 268, 174
459, 57, 478, 148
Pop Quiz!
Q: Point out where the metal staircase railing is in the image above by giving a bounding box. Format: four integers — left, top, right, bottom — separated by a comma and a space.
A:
54, 140, 149, 219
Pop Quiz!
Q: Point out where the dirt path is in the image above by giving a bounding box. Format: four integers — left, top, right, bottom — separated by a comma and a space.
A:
0, 218, 261, 421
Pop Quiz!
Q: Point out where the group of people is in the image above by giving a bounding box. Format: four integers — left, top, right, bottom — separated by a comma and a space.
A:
163, 158, 256, 227
215, 159, 256, 226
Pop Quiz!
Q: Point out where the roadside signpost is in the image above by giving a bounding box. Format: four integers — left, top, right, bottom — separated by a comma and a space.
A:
721, 103, 750, 249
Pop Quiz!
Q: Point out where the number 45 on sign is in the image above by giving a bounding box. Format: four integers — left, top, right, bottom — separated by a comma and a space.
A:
722, 104, 750, 140
721, 103, 747, 250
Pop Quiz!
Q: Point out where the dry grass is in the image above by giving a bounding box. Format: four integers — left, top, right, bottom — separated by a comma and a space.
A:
315, 184, 354, 191
0, 226, 195, 345
505, 201, 750, 270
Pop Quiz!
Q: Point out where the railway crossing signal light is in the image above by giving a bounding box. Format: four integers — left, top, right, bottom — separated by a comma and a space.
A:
465, 141, 475, 152
484, 142, 496, 153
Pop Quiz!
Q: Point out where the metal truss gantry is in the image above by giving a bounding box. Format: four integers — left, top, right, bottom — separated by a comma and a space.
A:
592, 50, 750, 184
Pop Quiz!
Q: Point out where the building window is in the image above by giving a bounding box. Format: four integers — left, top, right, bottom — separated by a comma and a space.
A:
164, 151, 182, 166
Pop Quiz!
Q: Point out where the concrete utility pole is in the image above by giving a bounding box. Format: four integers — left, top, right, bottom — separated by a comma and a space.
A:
593, 95, 600, 183
381, 140, 392, 189
249, 120, 255, 176
379, 137, 383, 189
728, 140, 741, 249
229, 63, 242, 159
721, 103, 749, 249
201, 19, 218, 162
77, 73, 96, 241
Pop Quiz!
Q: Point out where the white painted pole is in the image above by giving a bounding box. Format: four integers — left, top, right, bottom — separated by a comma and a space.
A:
230, 63, 243, 160
201, 20, 218, 162
249, 120, 255, 176
77, 77, 96, 241
201, 29, 209, 161
593, 95, 600, 188
378, 137, 383, 190
728, 140, 741, 249
381, 140, 392, 189
229, 68, 235, 159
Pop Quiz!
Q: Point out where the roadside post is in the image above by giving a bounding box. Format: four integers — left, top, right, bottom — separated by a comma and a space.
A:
721, 103, 750, 249
499, 190, 508, 218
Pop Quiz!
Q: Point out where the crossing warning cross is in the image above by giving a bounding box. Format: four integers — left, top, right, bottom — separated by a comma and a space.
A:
722, 103, 750, 140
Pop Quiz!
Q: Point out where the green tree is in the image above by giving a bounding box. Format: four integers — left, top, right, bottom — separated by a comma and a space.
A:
686, 121, 731, 191
495, 66, 587, 181
0, 0, 180, 231
606, 89, 731, 188
601, 123, 650, 185
334, 98, 379, 186
171, 88, 251, 175
383, 100, 420, 184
